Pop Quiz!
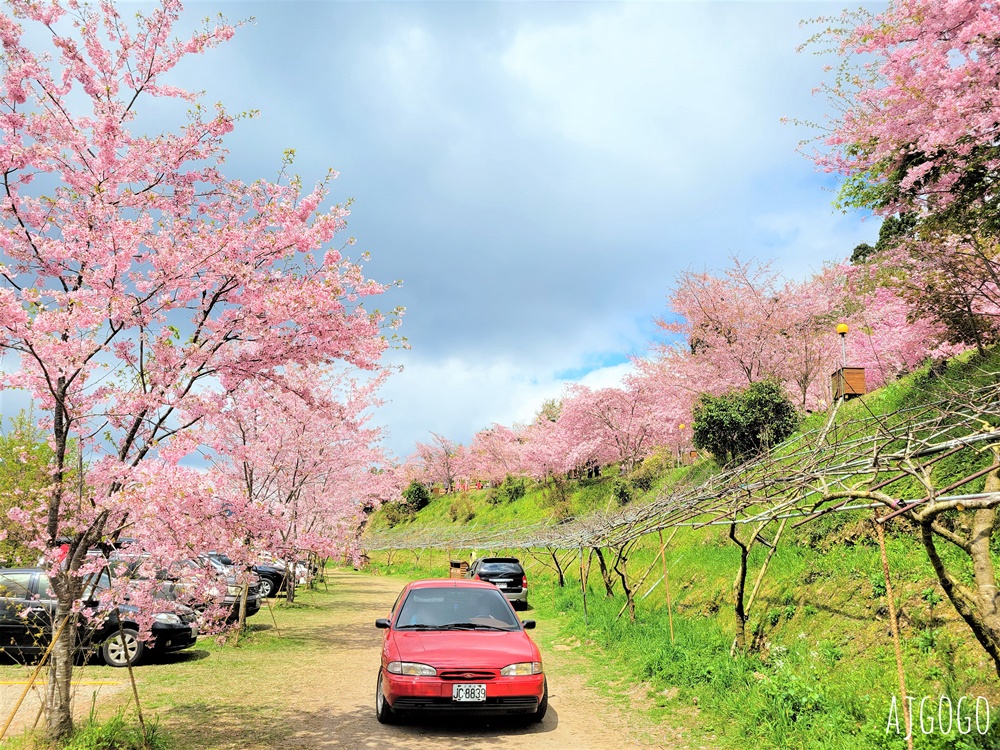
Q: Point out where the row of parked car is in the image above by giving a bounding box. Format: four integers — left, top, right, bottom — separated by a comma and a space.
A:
0, 550, 313, 668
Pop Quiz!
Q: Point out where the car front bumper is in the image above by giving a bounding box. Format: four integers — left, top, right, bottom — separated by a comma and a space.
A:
381, 670, 544, 716
150, 622, 198, 653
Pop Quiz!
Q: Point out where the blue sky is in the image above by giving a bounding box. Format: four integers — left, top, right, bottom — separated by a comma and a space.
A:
2, 0, 884, 460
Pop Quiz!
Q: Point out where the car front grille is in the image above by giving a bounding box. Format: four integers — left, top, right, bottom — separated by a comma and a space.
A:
393, 696, 538, 713
438, 669, 497, 681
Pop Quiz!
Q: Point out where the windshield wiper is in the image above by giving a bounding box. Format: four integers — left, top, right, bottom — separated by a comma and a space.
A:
395, 623, 444, 630
444, 622, 513, 631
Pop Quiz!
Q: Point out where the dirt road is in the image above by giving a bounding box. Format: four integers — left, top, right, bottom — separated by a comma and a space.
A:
249, 569, 670, 750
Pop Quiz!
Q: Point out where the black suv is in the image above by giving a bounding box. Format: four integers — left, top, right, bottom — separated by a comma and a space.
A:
467, 557, 528, 610
0, 568, 198, 667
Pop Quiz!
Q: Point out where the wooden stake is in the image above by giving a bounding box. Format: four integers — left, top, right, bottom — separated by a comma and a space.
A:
0, 614, 70, 741
117, 617, 147, 746
745, 517, 787, 616
264, 593, 282, 637
876, 517, 914, 750
658, 529, 678, 643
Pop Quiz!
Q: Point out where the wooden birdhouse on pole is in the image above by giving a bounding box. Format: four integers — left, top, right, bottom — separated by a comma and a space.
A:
831, 323, 866, 399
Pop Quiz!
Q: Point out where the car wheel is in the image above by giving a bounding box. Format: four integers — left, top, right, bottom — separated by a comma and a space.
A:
532, 678, 548, 723
101, 628, 144, 668
258, 577, 275, 598
375, 672, 396, 725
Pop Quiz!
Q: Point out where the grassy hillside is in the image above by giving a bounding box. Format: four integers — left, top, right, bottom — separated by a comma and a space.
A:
368, 349, 1000, 749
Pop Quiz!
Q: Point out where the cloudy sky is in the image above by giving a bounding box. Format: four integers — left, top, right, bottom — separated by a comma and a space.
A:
4, 0, 884, 460
172, 0, 884, 460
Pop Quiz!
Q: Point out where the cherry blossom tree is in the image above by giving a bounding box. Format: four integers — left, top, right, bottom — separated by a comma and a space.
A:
413, 433, 464, 493
467, 423, 525, 484
205, 368, 397, 601
806, 0, 1000, 345
0, 0, 394, 737
557, 381, 669, 473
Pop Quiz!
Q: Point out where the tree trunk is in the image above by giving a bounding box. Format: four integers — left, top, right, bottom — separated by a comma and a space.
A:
920, 464, 1000, 677
592, 547, 615, 597
612, 547, 635, 621
549, 549, 565, 588
729, 523, 751, 653
284, 557, 297, 604
45, 604, 76, 739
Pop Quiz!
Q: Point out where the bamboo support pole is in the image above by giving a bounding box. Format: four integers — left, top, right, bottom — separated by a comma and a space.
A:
745, 516, 787, 615
876, 517, 913, 750
658, 528, 679, 642
0, 615, 71, 741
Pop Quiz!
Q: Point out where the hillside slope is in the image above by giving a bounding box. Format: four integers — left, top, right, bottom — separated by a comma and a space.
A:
367, 349, 1000, 749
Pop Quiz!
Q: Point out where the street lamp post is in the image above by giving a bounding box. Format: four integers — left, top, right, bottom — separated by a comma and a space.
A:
836, 323, 849, 399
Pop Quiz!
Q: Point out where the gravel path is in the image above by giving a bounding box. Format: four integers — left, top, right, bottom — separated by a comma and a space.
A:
270, 569, 670, 750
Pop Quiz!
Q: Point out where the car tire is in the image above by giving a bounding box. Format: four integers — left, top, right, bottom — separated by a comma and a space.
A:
101, 627, 144, 668
258, 576, 275, 598
532, 678, 548, 723
375, 672, 396, 725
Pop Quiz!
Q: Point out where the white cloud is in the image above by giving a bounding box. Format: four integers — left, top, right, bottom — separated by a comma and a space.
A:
375, 353, 635, 459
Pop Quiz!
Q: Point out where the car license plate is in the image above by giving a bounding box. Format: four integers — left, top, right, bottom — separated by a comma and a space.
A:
494, 579, 510, 589
452, 684, 486, 702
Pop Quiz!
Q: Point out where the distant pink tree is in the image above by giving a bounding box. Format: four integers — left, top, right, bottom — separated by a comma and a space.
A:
557, 381, 668, 473
468, 424, 525, 484
0, 0, 393, 736
842, 265, 963, 388
659, 258, 790, 388
414, 433, 464, 493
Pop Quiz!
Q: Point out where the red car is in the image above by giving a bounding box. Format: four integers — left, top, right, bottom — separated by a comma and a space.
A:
375, 578, 548, 724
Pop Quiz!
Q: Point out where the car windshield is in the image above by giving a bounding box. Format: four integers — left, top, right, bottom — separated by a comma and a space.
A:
396, 587, 520, 630
478, 562, 523, 575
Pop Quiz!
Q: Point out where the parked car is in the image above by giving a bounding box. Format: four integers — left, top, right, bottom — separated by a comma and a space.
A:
374, 579, 547, 724
195, 555, 262, 620
467, 557, 529, 610
207, 553, 286, 599
112, 554, 262, 622
0, 568, 198, 667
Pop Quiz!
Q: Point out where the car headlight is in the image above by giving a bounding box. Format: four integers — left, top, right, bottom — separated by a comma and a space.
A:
386, 661, 436, 676
152, 613, 182, 625
226, 585, 241, 596
500, 662, 542, 676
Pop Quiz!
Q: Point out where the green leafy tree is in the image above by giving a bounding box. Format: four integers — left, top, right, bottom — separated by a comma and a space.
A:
692, 380, 800, 466
401, 481, 431, 512
0, 410, 77, 564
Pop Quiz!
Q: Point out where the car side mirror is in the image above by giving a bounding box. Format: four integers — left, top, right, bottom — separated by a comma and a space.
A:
521, 620, 536, 629
375, 618, 391, 629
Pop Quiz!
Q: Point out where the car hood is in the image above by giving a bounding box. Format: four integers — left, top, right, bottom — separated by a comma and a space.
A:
390, 630, 538, 668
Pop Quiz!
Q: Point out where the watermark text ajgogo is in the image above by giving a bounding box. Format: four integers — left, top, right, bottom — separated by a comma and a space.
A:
886, 695, 991, 738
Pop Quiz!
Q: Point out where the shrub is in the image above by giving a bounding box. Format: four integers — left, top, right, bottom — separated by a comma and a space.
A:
692, 379, 800, 466
629, 451, 668, 492
612, 478, 633, 506
501, 475, 527, 502
401, 481, 431, 512
486, 475, 528, 505
382, 502, 413, 528
448, 496, 476, 523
